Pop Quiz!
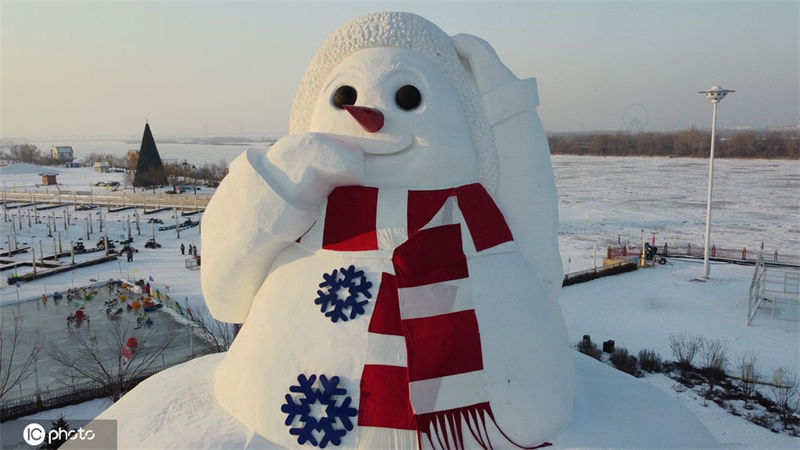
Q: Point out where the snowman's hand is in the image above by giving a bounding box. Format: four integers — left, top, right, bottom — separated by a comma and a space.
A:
264, 132, 365, 208
452, 33, 518, 95
201, 134, 363, 323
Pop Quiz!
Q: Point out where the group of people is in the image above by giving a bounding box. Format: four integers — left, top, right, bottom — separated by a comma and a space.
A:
180, 243, 198, 257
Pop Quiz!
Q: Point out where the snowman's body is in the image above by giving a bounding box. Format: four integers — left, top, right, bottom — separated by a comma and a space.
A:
201, 12, 573, 449
214, 181, 572, 448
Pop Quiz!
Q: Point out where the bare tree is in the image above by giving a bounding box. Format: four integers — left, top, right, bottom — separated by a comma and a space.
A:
770, 369, 800, 430
736, 352, 760, 410
164, 162, 192, 192
184, 303, 234, 353
698, 338, 728, 403
49, 320, 173, 401
669, 333, 702, 377
192, 160, 228, 186
699, 339, 727, 371
0, 312, 44, 400
7, 144, 43, 164
208, 160, 229, 183
125, 151, 139, 173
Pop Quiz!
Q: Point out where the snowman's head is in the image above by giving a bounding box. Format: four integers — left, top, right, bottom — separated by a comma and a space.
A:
290, 12, 497, 190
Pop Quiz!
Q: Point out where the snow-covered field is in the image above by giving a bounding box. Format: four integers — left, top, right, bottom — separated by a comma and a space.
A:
1, 151, 798, 447
561, 260, 799, 447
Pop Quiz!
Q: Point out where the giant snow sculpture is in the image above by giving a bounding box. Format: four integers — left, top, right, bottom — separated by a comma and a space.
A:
201, 12, 573, 449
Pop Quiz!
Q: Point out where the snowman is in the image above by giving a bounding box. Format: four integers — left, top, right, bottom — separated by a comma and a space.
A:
96, 12, 717, 449
201, 12, 573, 449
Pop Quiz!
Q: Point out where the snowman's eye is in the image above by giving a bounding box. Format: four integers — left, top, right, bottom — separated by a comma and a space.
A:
395, 85, 421, 111
332, 85, 357, 109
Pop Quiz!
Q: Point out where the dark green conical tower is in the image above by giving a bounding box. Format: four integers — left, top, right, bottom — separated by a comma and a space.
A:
133, 122, 167, 187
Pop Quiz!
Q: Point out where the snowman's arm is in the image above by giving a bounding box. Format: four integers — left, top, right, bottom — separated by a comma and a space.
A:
201, 149, 318, 323
489, 81, 563, 304
202, 134, 363, 323
453, 34, 562, 303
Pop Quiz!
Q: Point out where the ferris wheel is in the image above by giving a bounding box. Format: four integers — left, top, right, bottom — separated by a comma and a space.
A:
623, 104, 649, 133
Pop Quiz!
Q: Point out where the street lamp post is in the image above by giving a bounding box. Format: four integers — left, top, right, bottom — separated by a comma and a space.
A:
698, 84, 734, 281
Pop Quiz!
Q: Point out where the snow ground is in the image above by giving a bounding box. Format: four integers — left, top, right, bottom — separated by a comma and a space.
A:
559, 259, 798, 373
1, 164, 206, 308
642, 373, 798, 449
2, 155, 798, 448
560, 259, 799, 448
92, 351, 719, 449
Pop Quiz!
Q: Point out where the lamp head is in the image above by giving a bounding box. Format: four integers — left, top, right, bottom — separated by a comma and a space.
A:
699, 84, 735, 103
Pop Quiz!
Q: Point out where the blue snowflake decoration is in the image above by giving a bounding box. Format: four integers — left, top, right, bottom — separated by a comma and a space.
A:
280, 374, 358, 448
314, 265, 372, 323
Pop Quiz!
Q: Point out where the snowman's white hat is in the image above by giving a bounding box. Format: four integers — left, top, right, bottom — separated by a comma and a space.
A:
289, 11, 498, 192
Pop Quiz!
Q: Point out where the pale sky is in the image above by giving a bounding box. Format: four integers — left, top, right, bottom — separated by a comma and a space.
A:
1, 0, 797, 138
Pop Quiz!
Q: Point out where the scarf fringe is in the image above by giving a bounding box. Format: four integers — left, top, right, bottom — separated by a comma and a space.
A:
416, 403, 552, 450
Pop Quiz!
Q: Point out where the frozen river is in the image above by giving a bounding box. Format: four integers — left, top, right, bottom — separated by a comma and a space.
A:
28, 138, 259, 166
553, 155, 798, 271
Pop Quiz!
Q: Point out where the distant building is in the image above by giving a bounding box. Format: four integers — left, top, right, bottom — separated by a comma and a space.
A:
39, 172, 58, 185
50, 145, 75, 162
93, 161, 111, 173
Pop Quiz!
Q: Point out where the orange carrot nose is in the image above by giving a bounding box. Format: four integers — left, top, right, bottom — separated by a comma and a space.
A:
343, 105, 384, 133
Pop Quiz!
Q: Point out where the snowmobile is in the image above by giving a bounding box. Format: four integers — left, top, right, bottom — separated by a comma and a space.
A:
145, 239, 161, 249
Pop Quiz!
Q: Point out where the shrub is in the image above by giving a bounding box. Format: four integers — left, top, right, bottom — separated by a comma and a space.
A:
736, 353, 760, 410
638, 349, 663, 373
746, 413, 776, 432
669, 333, 702, 376
699, 338, 728, 374
770, 369, 800, 430
699, 338, 728, 402
610, 347, 641, 377
577, 335, 603, 361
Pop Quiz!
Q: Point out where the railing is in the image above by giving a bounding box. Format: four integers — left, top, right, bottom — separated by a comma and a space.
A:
2, 188, 212, 211
607, 243, 800, 266
747, 255, 800, 325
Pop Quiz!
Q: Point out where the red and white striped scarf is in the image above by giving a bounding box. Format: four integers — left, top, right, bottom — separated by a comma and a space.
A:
300, 183, 550, 450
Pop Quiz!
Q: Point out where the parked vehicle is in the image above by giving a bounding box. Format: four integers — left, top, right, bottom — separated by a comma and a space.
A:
145, 239, 161, 249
